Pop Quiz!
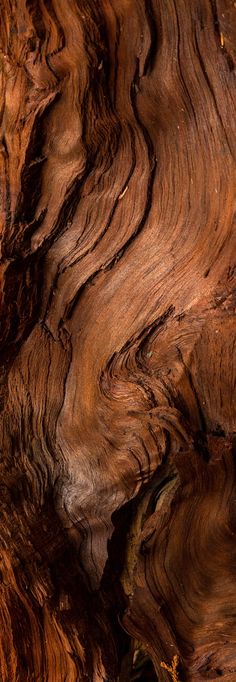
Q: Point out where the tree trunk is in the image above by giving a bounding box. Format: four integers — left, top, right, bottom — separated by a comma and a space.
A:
0, 1, 235, 680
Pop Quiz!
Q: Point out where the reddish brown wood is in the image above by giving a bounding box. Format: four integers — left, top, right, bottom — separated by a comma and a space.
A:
0, 1, 235, 680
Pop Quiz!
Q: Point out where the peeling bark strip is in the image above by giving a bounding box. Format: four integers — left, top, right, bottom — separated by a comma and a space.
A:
0, 0, 235, 680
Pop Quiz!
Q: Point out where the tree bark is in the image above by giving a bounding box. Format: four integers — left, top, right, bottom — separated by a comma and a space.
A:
0, 1, 235, 680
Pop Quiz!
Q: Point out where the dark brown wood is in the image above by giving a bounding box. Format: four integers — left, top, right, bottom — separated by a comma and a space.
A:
0, 1, 235, 680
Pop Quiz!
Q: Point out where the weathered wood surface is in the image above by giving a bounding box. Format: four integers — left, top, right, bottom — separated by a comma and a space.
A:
0, 1, 235, 680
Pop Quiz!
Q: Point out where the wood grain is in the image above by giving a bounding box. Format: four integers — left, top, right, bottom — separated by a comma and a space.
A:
0, 0, 235, 679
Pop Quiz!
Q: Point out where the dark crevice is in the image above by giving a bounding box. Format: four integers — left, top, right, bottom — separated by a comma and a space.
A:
41, 162, 94, 322
42, 163, 93, 252
143, 0, 159, 76
42, 0, 66, 51
130, 649, 158, 681
131, 58, 156, 163
60, 55, 157, 322
137, 306, 175, 361
61, 124, 136, 274
0, 252, 44, 363
2, 95, 60, 259
145, 471, 177, 518
25, 0, 47, 43
79, 0, 120, 157
63, 266, 102, 321
1, 135, 11, 232
208, 0, 236, 70
45, 54, 61, 82
122, 306, 174, 357
65, 152, 157, 321
176, 346, 207, 436
209, 0, 220, 33
135, 380, 158, 409
193, 431, 210, 463
1, 135, 9, 159
112, 17, 121, 109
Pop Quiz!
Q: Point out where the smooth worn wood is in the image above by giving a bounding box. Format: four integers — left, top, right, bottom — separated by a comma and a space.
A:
0, 0, 235, 680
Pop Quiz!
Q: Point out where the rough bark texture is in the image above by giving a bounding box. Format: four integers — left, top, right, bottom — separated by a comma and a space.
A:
0, 1, 236, 680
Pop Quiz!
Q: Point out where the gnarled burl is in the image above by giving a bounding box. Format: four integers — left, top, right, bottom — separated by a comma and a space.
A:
0, 1, 235, 680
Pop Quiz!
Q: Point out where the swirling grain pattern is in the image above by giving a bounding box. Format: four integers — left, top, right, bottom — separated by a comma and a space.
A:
0, 0, 235, 680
